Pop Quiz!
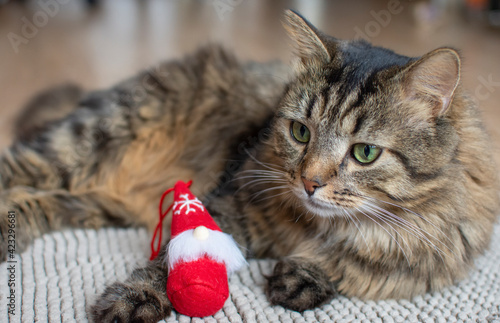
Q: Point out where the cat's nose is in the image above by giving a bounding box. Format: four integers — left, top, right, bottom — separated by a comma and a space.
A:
301, 177, 323, 196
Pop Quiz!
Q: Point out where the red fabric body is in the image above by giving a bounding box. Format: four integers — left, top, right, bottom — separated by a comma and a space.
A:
166, 255, 229, 317
171, 181, 222, 237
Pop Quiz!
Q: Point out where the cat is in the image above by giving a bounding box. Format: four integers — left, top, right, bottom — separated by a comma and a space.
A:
0, 9, 498, 322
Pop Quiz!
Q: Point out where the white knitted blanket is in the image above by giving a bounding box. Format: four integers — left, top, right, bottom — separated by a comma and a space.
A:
1, 223, 499, 322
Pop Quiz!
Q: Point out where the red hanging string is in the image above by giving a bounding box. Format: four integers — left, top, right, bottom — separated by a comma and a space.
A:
149, 180, 192, 261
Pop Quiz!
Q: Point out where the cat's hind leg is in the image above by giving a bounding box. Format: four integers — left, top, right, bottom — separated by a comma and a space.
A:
0, 187, 134, 261
0, 144, 64, 191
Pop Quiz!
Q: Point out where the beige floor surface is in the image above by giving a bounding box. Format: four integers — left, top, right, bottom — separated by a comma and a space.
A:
0, 0, 499, 162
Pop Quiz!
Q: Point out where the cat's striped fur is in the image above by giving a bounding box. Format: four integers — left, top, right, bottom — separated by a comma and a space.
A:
1, 10, 498, 322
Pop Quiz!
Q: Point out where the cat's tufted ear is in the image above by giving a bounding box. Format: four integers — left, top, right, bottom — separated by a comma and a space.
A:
282, 10, 335, 66
402, 48, 461, 117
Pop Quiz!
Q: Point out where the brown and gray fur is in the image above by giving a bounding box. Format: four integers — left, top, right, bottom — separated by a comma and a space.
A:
0, 10, 498, 322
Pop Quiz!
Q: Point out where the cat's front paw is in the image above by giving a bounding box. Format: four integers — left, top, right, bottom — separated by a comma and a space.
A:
266, 259, 336, 312
91, 281, 172, 323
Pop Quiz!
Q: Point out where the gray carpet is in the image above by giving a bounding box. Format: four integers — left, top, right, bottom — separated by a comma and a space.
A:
1, 223, 499, 322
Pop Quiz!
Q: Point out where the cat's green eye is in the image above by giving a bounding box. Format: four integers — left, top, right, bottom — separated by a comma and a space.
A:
352, 143, 381, 164
291, 121, 310, 143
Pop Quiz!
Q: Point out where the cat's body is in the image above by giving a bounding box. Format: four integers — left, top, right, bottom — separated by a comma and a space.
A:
1, 11, 498, 322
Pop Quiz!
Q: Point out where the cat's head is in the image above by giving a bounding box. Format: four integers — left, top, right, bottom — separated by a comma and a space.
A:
270, 10, 462, 217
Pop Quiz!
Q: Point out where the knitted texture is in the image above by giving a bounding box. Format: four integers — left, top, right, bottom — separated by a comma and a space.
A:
1, 224, 499, 322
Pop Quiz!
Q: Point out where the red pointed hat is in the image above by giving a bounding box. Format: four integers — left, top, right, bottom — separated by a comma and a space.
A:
170, 181, 222, 238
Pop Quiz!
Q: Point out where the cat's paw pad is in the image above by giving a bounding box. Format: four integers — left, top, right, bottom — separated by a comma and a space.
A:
266, 259, 336, 312
91, 281, 171, 323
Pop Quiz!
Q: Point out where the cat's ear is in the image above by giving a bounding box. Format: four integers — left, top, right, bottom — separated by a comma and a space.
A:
402, 48, 461, 116
282, 9, 335, 66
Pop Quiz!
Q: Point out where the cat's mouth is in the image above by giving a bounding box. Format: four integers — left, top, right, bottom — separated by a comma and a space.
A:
293, 185, 360, 217
300, 194, 354, 217
305, 198, 344, 216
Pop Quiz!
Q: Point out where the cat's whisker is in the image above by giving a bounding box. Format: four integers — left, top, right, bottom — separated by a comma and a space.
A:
341, 208, 353, 226
235, 173, 286, 181
278, 191, 293, 210
238, 169, 286, 175
337, 212, 348, 227
294, 212, 303, 223
244, 180, 287, 192
233, 176, 285, 184
327, 211, 334, 229
282, 193, 300, 215
234, 175, 286, 183
236, 169, 284, 174
362, 202, 437, 247
364, 196, 456, 247
234, 177, 287, 193
361, 196, 458, 260
241, 184, 288, 210
361, 201, 453, 262
253, 189, 293, 204
243, 147, 285, 173
248, 185, 289, 203
245, 180, 288, 192
306, 209, 316, 221
344, 208, 372, 254
343, 207, 361, 226
233, 168, 287, 179
357, 205, 412, 269
361, 202, 446, 264
255, 187, 292, 203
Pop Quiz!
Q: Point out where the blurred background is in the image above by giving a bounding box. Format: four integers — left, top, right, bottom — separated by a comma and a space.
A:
0, 0, 499, 160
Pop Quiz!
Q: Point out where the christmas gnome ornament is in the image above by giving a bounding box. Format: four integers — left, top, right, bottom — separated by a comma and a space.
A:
150, 180, 246, 317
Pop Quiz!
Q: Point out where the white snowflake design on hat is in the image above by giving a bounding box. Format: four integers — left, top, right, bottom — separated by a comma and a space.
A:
173, 194, 205, 215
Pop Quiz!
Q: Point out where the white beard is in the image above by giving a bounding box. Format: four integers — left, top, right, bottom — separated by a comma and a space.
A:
166, 228, 247, 274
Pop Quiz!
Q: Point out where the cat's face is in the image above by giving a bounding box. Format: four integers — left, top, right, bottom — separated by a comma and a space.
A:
270, 11, 461, 218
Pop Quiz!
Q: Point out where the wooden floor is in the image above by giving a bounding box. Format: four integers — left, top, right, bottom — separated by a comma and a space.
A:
1, 0, 499, 162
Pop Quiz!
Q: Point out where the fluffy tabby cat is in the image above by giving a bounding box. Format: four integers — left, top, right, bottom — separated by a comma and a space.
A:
1, 10, 498, 322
